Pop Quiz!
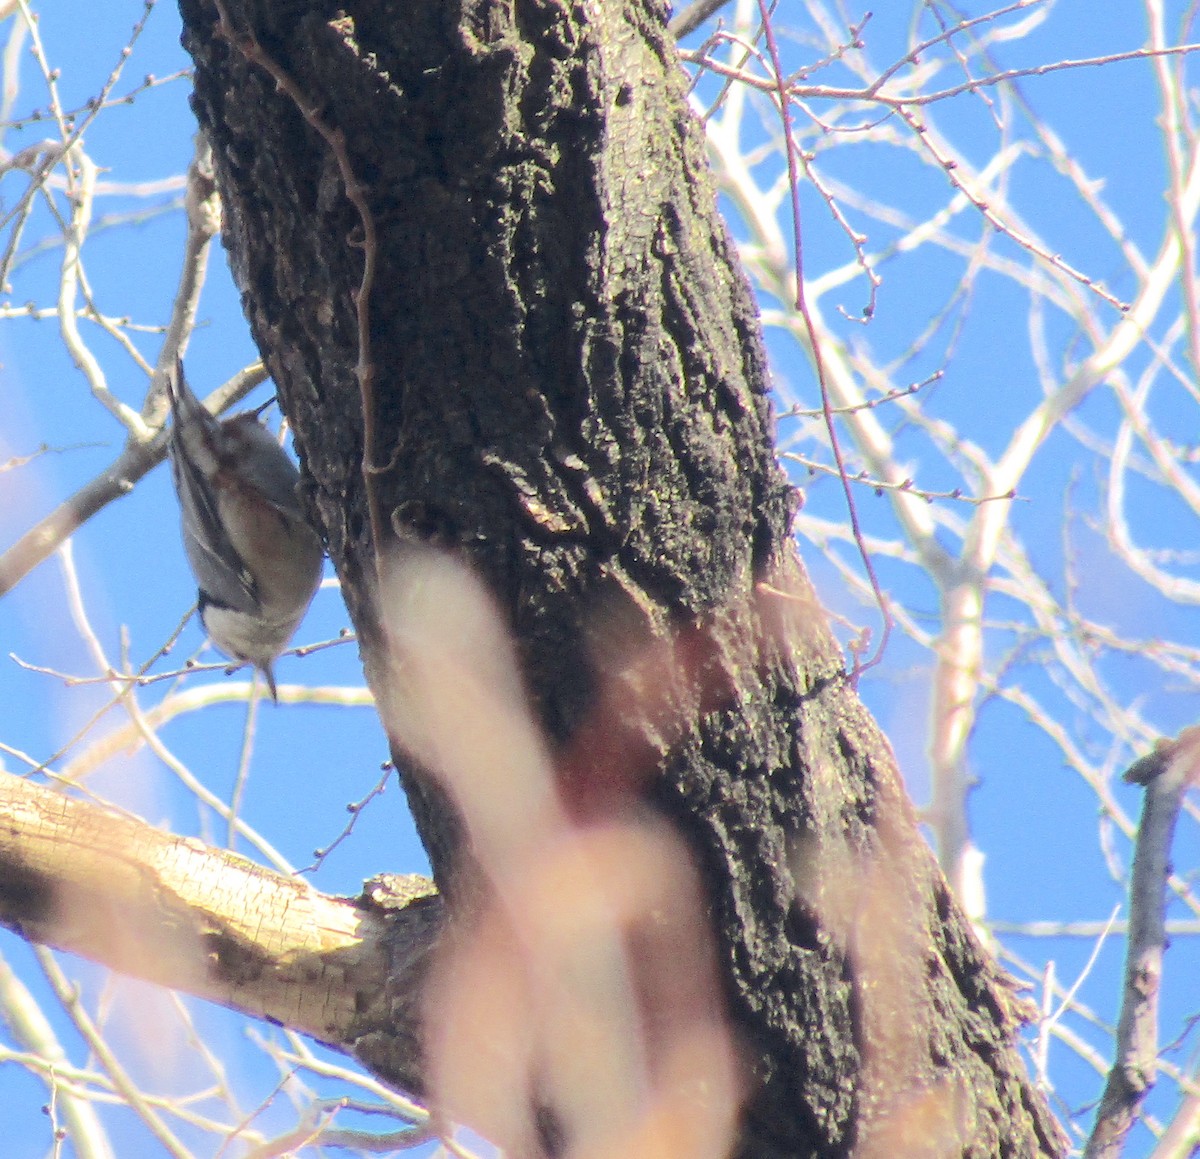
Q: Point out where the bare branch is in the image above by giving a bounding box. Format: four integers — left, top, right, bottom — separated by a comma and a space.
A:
0, 772, 442, 1097
0, 362, 266, 598
0, 132, 260, 598
669, 0, 734, 41
1085, 730, 1199, 1157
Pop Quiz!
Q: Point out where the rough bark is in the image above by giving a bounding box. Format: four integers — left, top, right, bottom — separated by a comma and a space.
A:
178, 0, 1065, 1155
0, 773, 440, 1096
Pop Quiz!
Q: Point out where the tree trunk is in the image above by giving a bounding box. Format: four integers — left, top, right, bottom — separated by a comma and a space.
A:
179, 0, 1065, 1154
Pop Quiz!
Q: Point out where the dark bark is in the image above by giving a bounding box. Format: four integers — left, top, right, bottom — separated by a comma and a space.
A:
179, 0, 1064, 1154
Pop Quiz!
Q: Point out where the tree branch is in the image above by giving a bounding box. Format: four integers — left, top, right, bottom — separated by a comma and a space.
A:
1085, 728, 1199, 1157
0, 362, 265, 597
669, 0, 733, 41
0, 133, 265, 599
0, 772, 442, 1097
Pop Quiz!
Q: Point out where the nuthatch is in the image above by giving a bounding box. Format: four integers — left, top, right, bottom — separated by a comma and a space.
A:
166, 360, 323, 699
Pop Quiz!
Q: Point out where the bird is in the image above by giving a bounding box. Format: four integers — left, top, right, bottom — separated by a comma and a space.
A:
166, 359, 323, 699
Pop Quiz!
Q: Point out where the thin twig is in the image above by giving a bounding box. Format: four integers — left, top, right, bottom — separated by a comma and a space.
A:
299, 763, 394, 874
1084, 729, 1199, 1157
783, 452, 1019, 504
227, 678, 261, 849
755, 0, 893, 677
57, 148, 145, 433
210, 2, 386, 579
0, 133, 244, 597
0, 363, 265, 597
34, 948, 193, 1159
0, 955, 115, 1159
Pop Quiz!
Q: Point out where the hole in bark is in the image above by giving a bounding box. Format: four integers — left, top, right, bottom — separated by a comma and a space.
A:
785, 898, 821, 951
